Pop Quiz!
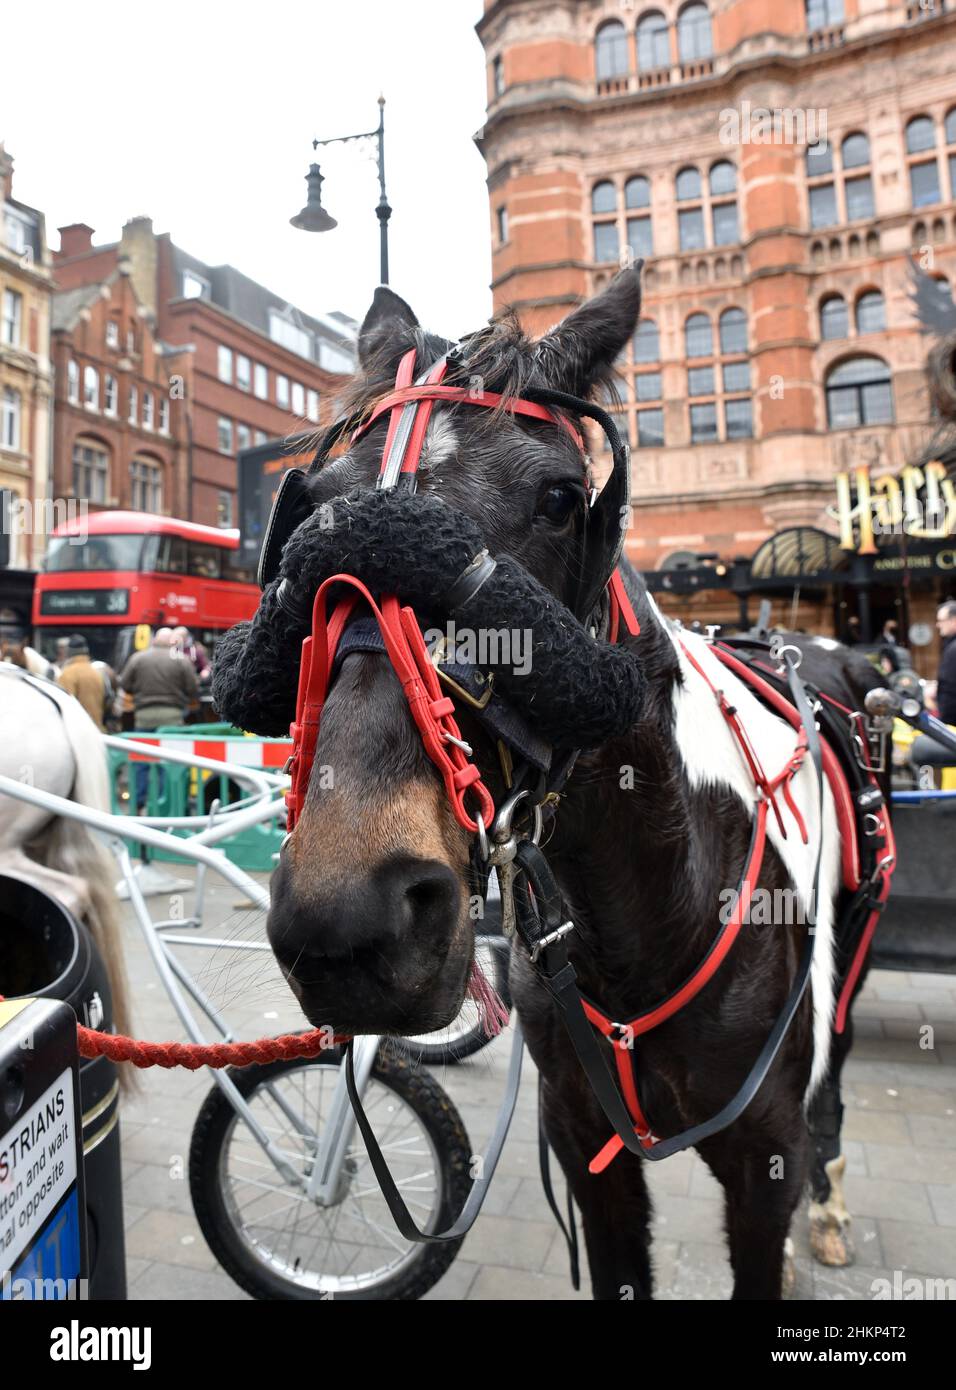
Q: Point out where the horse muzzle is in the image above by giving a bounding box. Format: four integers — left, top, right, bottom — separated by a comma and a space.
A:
267, 850, 472, 1033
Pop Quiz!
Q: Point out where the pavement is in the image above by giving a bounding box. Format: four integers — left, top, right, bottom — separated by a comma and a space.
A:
115, 864, 956, 1302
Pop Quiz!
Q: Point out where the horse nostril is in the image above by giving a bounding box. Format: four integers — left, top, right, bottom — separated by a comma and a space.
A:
401, 864, 461, 933
268, 857, 463, 973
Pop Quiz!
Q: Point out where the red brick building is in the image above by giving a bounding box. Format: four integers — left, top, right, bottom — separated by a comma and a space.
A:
476, 0, 956, 645
54, 218, 356, 528
51, 263, 189, 517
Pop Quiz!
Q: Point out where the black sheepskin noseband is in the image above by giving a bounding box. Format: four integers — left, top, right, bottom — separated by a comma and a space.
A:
212, 486, 644, 748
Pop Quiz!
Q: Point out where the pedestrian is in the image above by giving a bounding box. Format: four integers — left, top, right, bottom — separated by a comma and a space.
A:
0, 627, 54, 678
909, 599, 956, 774
172, 626, 211, 681
57, 634, 108, 730
119, 627, 200, 814
878, 617, 904, 674
119, 626, 200, 731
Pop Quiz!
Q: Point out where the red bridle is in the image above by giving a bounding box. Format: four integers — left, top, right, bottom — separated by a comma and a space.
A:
284, 347, 637, 834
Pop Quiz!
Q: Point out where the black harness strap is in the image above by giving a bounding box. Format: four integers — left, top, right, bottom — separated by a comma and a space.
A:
343, 1022, 524, 1244
517, 651, 826, 1165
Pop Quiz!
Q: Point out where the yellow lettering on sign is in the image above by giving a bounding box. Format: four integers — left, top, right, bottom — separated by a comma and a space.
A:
836, 466, 876, 554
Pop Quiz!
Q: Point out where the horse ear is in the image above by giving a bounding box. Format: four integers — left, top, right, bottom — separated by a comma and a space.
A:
358, 286, 420, 369
534, 266, 643, 397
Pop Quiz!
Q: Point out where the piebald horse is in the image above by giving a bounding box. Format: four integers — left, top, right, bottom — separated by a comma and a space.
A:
215, 269, 877, 1297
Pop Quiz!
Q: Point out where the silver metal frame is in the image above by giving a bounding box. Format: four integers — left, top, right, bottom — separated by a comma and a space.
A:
0, 740, 377, 1206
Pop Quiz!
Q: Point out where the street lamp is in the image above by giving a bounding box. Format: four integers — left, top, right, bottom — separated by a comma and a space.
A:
290, 95, 392, 285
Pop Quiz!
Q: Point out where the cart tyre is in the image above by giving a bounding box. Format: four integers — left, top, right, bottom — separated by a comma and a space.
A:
188, 1043, 472, 1300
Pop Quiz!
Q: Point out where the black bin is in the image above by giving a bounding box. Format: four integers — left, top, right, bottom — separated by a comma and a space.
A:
0, 875, 126, 1299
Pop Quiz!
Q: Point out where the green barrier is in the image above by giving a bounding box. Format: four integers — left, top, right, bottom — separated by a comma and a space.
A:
108, 724, 289, 872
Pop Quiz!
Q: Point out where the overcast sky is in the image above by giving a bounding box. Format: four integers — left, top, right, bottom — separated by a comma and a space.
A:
3, 0, 491, 338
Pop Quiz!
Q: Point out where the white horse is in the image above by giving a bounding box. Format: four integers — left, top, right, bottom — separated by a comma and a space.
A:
0, 664, 129, 1034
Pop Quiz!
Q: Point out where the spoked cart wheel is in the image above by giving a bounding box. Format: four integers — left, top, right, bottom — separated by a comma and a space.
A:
189, 1043, 471, 1300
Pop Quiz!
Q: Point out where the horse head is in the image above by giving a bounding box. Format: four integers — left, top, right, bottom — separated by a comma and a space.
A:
264, 268, 643, 1036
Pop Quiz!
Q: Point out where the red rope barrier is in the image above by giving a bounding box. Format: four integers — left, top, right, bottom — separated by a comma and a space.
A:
0, 998, 350, 1070
76, 1025, 352, 1069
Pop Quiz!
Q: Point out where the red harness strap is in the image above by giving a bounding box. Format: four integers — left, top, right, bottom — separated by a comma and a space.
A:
584, 638, 809, 1172
286, 575, 495, 834
712, 645, 896, 1036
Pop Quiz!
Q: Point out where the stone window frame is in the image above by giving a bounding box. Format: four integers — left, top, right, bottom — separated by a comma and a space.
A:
805, 129, 875, 232
684, 307, 753, 444
72, 435, 110, 504
130, 455, 164, 513
824, 354, 895, 430
905, 114, 942, 211
591, 176, 655, 264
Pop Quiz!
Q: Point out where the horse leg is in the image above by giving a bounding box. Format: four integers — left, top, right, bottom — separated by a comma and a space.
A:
541, 1080, 653, 1301
807, 1021, 855, 1266
700, 1118, 809, 1301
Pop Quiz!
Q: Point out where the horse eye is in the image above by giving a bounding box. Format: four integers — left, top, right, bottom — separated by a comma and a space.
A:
536, 484, 582, 526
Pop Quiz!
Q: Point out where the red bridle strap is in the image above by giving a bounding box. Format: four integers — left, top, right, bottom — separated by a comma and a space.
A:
285, 574, 495, 835
352, 383, 586, 454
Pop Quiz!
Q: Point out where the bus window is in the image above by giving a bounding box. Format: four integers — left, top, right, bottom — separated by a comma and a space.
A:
222, 547, 255, 584
153, 534, 188, 574
188, 542, 221, 579
45, 534, 144, 572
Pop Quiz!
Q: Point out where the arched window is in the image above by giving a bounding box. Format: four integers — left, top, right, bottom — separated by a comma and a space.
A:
719, 307, 747, 355
676, 167, 702, 201
624, 176, 653, 258
710, 162, 736, 196
592, 181, 617, 214
67, 360, 79, 404
131, 456, 164, 513
591, 181, 619, 262
842, 133, 874, 221
820, 294, 849, 340
676, 167, 705, 251
806, 143, 833, 179
906, 117, 941, 208
856, 289, 885, 334
596, 20, 629, 80
636, 11, 669, 70
83, 366, 98, 410
806, 0, 843, 31
625, 176, 650, 209
677, 3, 712, 61
906, 116, 936, 155
73, 436, 110, 504
685, 312, 712, 358
633, 318, 660, 363
825, 356, 893, 429
841, 132, 870, 169
709, 162, 739, 245
807, 143, 837, 229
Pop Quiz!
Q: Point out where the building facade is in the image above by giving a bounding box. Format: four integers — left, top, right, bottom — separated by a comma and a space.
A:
54, 219, 356, 528
51, 265, 190, 520
0, 144, 53, 613
475, 0, 956, 646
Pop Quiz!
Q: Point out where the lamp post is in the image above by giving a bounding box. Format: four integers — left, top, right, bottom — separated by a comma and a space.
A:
290, 95, 391, 285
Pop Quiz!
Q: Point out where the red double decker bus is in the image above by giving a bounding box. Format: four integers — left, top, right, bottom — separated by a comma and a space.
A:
33, 511, 259, 671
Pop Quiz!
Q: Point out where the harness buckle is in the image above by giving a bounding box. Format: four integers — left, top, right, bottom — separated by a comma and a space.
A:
529, 920, 575, 963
